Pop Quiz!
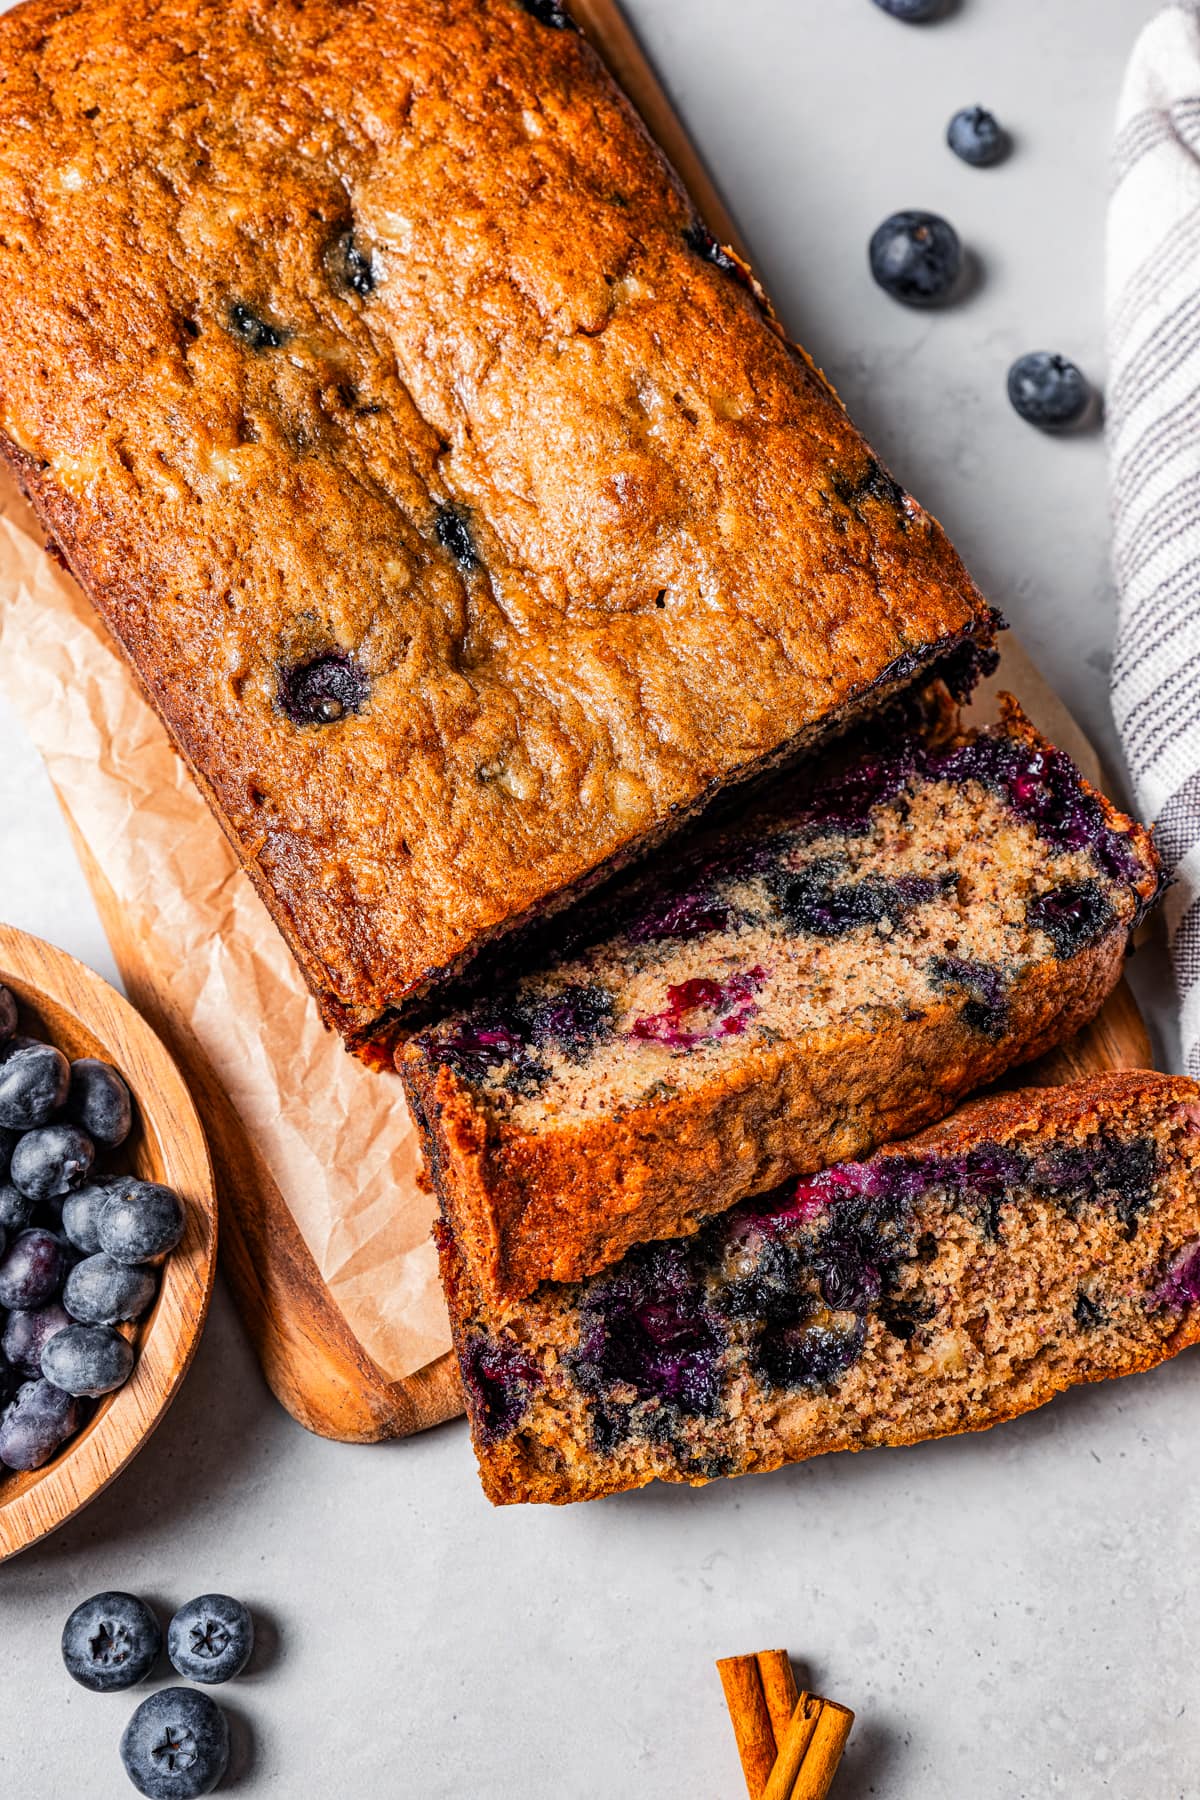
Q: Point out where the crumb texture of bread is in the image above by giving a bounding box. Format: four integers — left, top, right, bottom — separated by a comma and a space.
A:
440, 1072, 1200, 1505
403, 700, 1162, 1302
0, 0, 992, 1047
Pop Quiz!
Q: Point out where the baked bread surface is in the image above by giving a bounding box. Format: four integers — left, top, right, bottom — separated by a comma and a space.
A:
0, 0, 991, 1047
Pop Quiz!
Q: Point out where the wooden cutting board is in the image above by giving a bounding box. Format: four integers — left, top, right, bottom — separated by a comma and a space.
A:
63, 0, 1153, 1443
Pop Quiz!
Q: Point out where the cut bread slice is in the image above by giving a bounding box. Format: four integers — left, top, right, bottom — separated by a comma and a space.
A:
403, 699, 1162, 1303
440, 1072, 1200, 1505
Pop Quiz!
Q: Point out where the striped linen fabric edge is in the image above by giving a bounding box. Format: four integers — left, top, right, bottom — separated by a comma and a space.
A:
1110, 2, 1200, 1076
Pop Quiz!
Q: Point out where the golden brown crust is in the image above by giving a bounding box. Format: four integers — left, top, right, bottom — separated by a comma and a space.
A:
450, 1071, 1200, 1504
403, 704, 1162, 1303
0, 0, 991, 1047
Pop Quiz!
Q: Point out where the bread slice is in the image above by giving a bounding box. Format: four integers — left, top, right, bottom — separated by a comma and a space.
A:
402, 699, 1161, 1302
0, 0, 993, 1056
439, 1072, 1200, 1505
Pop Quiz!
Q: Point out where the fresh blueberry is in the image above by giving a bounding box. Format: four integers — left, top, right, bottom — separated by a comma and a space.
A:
0, 1125, 15, 1182
0, 982, 16, 1043
0, 1377, 83, 1469
3, 1300, 70, 1375
62, 1179, 115, 1253
1007, 352, 1091, 429
67, 1058, 133, 1148
41, 1322, 134, 1397
0, 1181, 35, 1231
99, 1181, 185, 1265
64, 1255, 156, 1326
10, 1122, 94, 1201
0, 1226, 67, 1308
167, 1594, 254, 1685
0, 1037, 70, 1129
120, 1687, 230, 1799
872, 0, 944, 19
947, 106, 1008, 167
62, 1591, 162, 1691
869, 210, 962, 305
0, 1349, 18, 1408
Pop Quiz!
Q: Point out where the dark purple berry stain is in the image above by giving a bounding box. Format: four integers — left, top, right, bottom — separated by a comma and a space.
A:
682, 220, 751, 287
572, 1242, 726, 1416
771, 859, 951, 938
428, 982, 613, 1086
625, 888, 731, 944
525, 983, 614, 1063
1026, 880, 1116, 960
460, 1336, 542, 1445
631, 968, 766, 1050
928, 956, 1009, 1037
435, 505, 478, 570
1151, 1241, 1200, 1313
829, 457, 909, 525
1073, 1290, 1107, 1332
333, 230, 375, 296
278, 651, 369, 726
518, 0, 578, 28
226, 302, 285, 350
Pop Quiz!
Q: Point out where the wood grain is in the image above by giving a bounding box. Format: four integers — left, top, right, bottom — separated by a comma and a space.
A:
0, 924, 218, 1560
46, 0, 1155, 1448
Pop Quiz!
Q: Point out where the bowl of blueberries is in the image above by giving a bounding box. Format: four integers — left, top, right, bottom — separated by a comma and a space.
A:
0, 921, 217, 1559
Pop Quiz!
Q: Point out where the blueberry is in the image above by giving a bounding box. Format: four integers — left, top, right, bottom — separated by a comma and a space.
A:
67, 1057, 133, 1148
0, 1037, 70, 1129
10, 1122, 94, 1201
41, 1321, 134, 1396
947, 106, 1009, 167
1007, 352, 1091, 429
518, 0, 578, 27
869, 210, 962, 306
277, 650, 368, 726
0, 1182, 34, 1230
872, 0, 944, 19
434, 504, 477, 570
62, 1591, 162, 1691
64, 1254, 156, 1326
0, 1349, 17, 1407
0, 1227, 67, 1307
227, 301, 284, 350
0, 1377, 83, 1469
3, 1300, 70, 1375
167, 1594, 254, 1685
0, 982, 16, 1043
120, 1688, 230, 1799
62, 1179, 116, 1253
99, 1181, 185, 1265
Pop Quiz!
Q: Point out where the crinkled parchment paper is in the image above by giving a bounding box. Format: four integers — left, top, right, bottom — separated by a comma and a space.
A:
0, 471, 449, 1381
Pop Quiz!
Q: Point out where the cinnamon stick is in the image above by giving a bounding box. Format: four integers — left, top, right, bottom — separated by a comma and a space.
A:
716, 1650, 799, 1798
788, 1697, 854, 1800
761, 1694, 824, 1800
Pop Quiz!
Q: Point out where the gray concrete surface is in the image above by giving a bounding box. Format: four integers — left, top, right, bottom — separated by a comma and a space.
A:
0, 2, 1192, 1795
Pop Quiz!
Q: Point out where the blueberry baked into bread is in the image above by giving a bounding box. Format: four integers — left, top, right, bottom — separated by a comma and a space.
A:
440, 1072, 1200, 1504
0, 0, 995, 1057
403, 699, 1161, 1302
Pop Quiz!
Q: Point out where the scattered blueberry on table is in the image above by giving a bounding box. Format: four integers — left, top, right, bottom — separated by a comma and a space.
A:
168, 1594, 255, 1685
871, 0, 944, 20
1007, 352, 1092, 429
62, 1591, 163, 1692
869, 210, 963, 305
120, 1687, 230, 1799
947, 106, 1009, 167
0, 981, 186, 1473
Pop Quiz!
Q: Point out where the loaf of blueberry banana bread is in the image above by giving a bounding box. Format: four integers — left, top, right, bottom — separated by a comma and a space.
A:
441, 1071, 1200, 1504
0, 0, 994, 1056
402, 698, 1161, 1303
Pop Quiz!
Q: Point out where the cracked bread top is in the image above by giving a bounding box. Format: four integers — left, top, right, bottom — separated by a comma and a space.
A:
0, 0, 992, 1047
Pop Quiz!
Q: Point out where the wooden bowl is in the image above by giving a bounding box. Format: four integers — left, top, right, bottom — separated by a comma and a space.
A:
0, 924, 217, 1560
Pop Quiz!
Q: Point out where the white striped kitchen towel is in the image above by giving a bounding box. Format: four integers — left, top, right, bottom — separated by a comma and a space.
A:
1110, 2, 1200, 1077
